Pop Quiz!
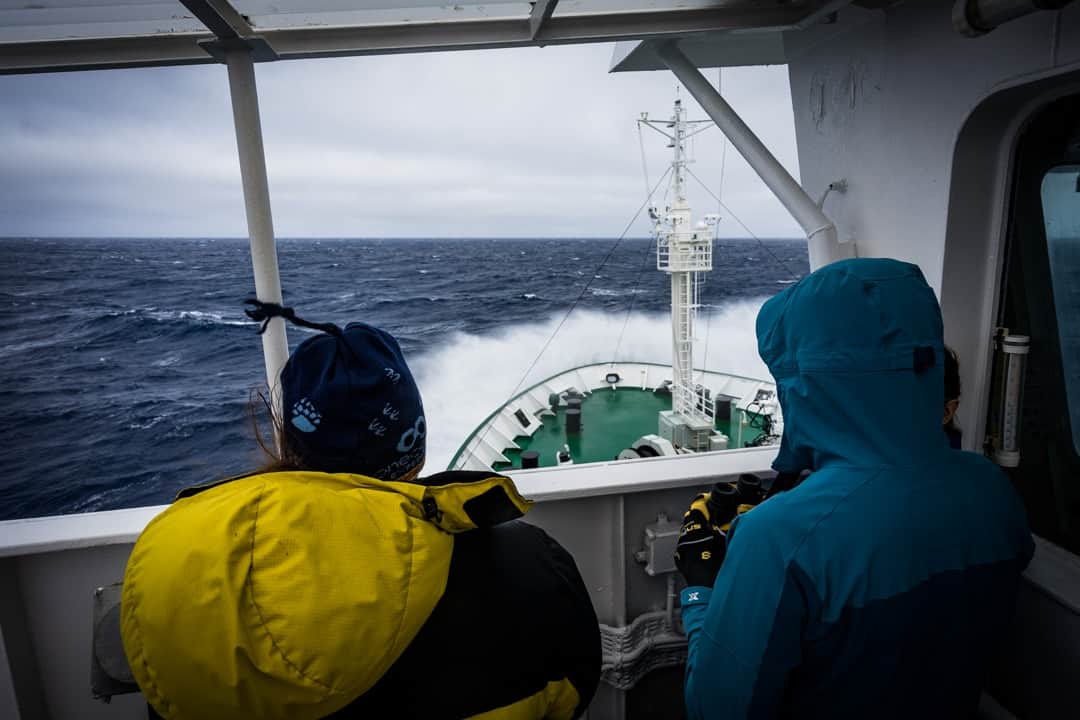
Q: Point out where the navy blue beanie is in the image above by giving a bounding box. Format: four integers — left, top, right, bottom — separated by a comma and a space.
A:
279, 322, 426, 481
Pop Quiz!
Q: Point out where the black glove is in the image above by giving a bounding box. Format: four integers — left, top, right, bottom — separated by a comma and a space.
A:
675, 493, 726, 588
765, 470, 806, 499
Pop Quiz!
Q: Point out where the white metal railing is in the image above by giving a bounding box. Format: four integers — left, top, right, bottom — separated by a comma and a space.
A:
671, 382, 716, 426
656, 235, 713, 273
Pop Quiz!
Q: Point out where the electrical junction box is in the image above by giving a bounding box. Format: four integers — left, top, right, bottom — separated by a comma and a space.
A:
658, 410, 714, 451
733, 387, 777, 447
640, 513, 683, 576
658, 410, 684, 448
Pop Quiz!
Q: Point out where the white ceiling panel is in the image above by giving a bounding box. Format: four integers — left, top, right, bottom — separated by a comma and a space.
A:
232, 1, 532, 30
0, 1, 204, 42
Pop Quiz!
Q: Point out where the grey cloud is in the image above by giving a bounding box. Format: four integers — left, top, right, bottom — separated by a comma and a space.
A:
1, 43, 802, 239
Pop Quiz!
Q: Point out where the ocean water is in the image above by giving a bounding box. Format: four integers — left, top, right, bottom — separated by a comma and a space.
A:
0, 237, 808, 520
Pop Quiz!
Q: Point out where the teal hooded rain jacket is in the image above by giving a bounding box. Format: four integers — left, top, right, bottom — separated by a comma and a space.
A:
681, 258, 1034, 719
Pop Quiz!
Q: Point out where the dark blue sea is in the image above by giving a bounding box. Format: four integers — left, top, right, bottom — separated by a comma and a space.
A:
0, 237, 807, 520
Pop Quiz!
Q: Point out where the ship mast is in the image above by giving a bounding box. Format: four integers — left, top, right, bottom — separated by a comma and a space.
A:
640, 97, 719, 451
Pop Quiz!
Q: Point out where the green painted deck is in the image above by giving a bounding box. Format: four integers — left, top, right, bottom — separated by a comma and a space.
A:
492, 388, 755, 471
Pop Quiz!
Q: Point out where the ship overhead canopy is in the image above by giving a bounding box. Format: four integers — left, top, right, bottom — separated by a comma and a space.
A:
608, 0, 854, 72
1, 0, 849, 75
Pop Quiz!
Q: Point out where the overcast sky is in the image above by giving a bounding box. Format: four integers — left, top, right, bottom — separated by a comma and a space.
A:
0, 43, 802, 239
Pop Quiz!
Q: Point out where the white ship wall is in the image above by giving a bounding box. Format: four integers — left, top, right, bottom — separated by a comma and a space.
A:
787, 2, 1080, 294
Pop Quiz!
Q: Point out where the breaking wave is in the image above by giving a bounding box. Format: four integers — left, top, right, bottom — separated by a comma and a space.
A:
412, 299, 769, 470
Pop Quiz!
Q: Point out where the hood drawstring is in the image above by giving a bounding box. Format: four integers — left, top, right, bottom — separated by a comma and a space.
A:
244, 299, 343, 337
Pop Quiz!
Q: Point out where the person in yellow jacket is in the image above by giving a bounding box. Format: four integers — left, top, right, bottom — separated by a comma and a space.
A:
121, 301, 601, 720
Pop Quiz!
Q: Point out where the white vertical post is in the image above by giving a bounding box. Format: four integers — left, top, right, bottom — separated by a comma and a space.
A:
224, 47, 289, 421
656, 42, 844, 271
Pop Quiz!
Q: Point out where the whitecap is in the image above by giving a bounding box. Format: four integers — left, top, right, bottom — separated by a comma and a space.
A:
146, 309, 249, 327
128, 415, 168, 430
0, 338, 56, 359
178, 310, 221, 321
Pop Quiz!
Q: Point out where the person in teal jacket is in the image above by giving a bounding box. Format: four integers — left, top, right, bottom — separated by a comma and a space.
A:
675, 258, 1034, 719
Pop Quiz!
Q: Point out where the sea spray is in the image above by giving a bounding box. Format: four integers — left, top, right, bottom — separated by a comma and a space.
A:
413, 299, 770, 470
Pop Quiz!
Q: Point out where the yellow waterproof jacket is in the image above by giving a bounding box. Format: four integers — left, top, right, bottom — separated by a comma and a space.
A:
121, 470, 530, 720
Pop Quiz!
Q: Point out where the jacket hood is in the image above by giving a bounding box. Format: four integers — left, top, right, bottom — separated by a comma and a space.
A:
121, 470, 529, 720
756, 258, 947, 472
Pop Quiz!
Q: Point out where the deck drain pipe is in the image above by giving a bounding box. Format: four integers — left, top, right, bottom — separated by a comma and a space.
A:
600, 609, 687, 690
953, 0, 1075, 37
655, 42, 847, 271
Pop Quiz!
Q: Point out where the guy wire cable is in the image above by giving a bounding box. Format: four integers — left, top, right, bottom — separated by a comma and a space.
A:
700, 117, 727, 384
610, 233, 656, 367
612, 123, 672, 366
685, 167, 803, 282
637, 121, 651, 200
468, 166, 673, 463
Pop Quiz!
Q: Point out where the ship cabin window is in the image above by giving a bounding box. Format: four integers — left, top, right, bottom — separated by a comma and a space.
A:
998, 95, 1080, 553
1041, 164, 1080, 454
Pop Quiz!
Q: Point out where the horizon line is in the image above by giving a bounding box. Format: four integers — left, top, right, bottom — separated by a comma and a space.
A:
0, 235, 807, 242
